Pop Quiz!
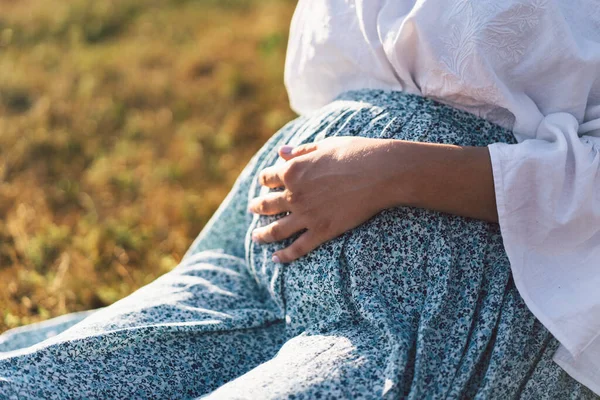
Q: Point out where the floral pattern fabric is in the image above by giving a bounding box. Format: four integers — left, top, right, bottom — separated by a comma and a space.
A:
1, 89, 597, 399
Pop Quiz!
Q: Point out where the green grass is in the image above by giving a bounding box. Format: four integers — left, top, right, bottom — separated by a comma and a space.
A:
0, 0, 297, 332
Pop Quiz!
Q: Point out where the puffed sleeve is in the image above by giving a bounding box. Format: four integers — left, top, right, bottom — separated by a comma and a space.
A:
488, 113, 600, 393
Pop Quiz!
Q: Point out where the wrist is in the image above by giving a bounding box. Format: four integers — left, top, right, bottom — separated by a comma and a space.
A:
373, 139, 420, 209
376, 139, 498, 222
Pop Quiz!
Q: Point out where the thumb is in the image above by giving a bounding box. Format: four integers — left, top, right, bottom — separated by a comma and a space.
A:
278, 142, 318, 161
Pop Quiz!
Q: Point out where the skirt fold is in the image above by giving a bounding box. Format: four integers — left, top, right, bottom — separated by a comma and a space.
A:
1, 89, 597, 399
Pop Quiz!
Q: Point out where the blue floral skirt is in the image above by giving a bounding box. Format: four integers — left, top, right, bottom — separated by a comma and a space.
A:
1, 90, 597, 399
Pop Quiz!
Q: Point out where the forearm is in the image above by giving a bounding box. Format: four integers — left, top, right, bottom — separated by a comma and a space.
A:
382, 140, 499, 223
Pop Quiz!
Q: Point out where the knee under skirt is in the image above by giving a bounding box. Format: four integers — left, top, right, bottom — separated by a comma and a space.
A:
1, 89, 597, 399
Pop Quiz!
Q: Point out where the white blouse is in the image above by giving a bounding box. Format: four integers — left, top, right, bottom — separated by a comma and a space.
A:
284, 0, 600, 394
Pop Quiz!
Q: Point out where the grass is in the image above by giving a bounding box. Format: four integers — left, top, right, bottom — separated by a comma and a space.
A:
0, 0, 297, 332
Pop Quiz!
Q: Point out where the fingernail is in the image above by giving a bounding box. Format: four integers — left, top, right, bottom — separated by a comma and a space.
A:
280, 145, 294, 154
251, 231, 261, 243
272, 254, 281, 263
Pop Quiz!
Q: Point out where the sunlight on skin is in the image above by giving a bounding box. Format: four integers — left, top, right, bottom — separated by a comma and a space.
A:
248, 136, 497, 264
248, 137, 402, 264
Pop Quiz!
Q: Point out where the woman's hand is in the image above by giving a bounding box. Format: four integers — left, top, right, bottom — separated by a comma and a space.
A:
249, 136, 499, 264
249, 137, 409, 263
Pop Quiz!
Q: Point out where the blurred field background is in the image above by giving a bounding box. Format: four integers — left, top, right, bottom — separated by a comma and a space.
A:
0, 0, 296, 332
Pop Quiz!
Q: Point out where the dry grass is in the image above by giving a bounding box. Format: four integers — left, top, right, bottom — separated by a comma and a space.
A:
0, 0, 297, 332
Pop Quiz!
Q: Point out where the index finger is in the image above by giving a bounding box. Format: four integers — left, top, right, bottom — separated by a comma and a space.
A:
258, 165, 285, 188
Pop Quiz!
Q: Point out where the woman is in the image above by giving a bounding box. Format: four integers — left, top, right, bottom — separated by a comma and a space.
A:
1, 1, 599, 398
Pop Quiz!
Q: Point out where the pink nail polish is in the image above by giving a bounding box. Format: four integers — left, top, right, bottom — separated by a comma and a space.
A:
280, 145, 293, 154
272, 255, 281, 263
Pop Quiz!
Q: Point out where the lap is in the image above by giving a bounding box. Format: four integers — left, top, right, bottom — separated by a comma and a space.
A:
0, 252, 286, 400
2, 90, 597, 399
249, 204, 597, 398
0, 112, 300, 399
205, 321, 387, 399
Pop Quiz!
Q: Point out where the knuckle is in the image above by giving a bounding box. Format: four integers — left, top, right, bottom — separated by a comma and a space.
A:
293, 144, 307, 154
257, 200, 268, 213
269, 224, 281, 240
300, 143, 316, 154
285, 190, 302, 206
258, 172, 268, 186
290, 243, 305, 259
282, 160, 301, 185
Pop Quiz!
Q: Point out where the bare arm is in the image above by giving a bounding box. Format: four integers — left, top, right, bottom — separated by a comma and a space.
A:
383, 140, 498, 223
249, 136, 499, 263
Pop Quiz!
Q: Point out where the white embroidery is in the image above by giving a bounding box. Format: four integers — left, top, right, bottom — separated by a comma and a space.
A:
423, 0, 548, 129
